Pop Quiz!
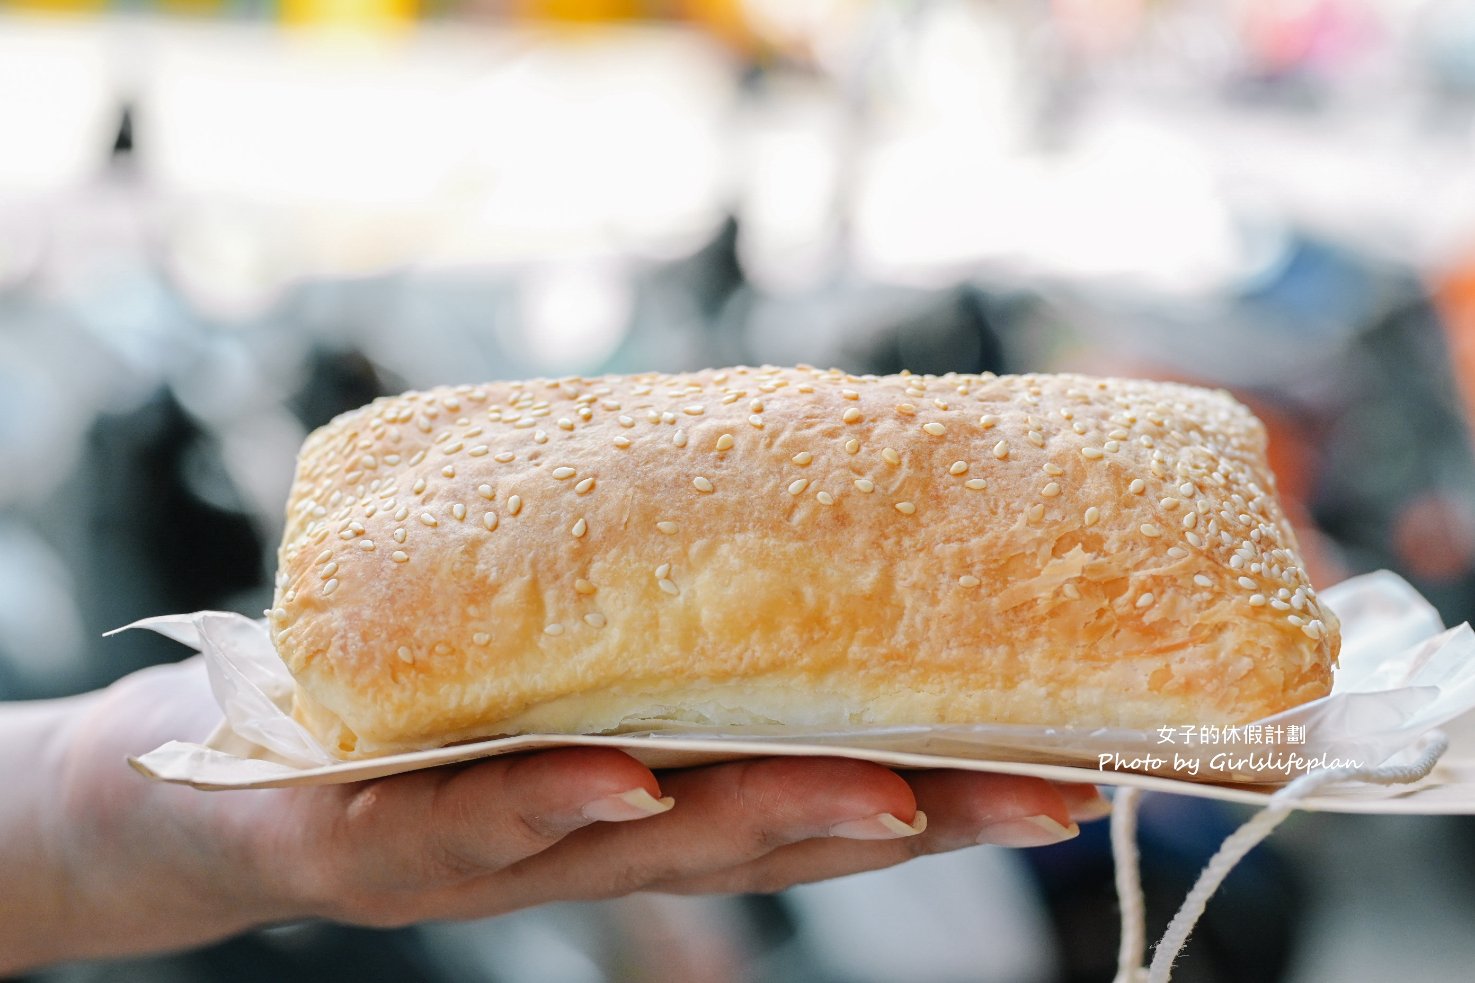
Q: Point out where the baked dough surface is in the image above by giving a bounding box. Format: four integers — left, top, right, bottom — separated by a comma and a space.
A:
268, 367, 1337, 758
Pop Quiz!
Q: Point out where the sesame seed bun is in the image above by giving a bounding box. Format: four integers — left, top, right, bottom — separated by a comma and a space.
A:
269, 366, 1336, 759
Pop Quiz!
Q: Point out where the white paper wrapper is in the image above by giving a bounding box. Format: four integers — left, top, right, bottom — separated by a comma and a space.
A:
124, 570, 1475, 813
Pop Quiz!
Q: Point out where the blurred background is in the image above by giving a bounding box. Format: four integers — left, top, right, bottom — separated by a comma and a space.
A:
5, 0, 1475, 980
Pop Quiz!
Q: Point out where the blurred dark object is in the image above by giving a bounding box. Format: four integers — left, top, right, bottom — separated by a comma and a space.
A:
1028, 796, 1305, 983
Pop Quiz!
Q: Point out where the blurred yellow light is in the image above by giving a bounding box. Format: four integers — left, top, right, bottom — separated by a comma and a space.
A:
3, 0, 107, 13
281, 0, 419, 27
512, 0, 642, 22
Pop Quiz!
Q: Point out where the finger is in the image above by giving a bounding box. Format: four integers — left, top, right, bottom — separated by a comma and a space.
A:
907, 769, 1077, 848
294, 747, 668, 906
426, 756, 926, 918
1055, 782, 1113, 823
650, 770, 1076, 896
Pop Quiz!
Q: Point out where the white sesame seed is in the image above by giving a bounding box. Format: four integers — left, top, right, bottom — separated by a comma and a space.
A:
419, 512, 438, 527
1249, 594, 1266, 606
750, 399, 764, 413
1238, 576, 1257, 590
397, 645, 414, 663
965, 478, 987, 490
656, 521, 678, 535
850, 478, 874, 494
958, 575, 981, 588
1194, 574, 1213, 588
896, 403, 917, 416
1136, 592, 1155, 608
483, 512, 498, 530
584, 613, 607, 629
544, 624, 564, 636
842, 389, 859, 400
658, 578, 679, 596
661, 412, 676, 425
442, 465, 456, 478
1270, 598, 1291, 611
413, 478, 427, 495
749, 415, 764, 429
1042, 463, 1063, 476
1027, 503, 1045, 523
552, 467, 576, 480
1179, 482, 1195, 496
922, 422, 946, 437
1140, 523, 1162, 537
1079, 446, 1105, 462
320, 562, 339, 579
980, 415, 999, 429
655, 563, 671, 579
393, 528, 407, 543
845, 438, 860, 454
392, 550, 409, 564
950, 461, 968, 475
693, 476, 714, 493
571, 518, 587, 538
1167, 546, 1188, 558
613, 435, 631, 448
816, 491, 834, 505
451, 503, 467, 521
993, 440, 1009, 460
1042, 482, 1062, 498
472, 633, 490, 645
575, 477, 596, 495
894, 501, 916, 515
792, 451, 812, 465
359, 540, 375, 551
882, 448, 901, 465
843, 408, 862, 424
1186, 532, 1205, 548
508, 495, 522, 515
1229, 554, 1245, 570
683, 405, 704, 416
575, 579, 595, 594
1083, 506, 1101, 526
1129, 479, 1146, 495
1027, 431, 1045, 447
315, 549, 333, 564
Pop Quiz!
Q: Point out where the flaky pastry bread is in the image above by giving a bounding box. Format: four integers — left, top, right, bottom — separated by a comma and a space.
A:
268, 367, 1337, 758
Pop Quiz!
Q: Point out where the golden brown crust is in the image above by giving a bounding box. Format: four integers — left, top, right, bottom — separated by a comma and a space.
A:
268, 367, 1337, 758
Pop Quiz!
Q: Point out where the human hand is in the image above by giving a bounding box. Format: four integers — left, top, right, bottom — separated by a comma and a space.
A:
10, 656, 1107, 972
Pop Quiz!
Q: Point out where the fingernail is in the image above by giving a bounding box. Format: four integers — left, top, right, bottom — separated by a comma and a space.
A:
1069, 793, 1114, 824
581, 788, 675, 822
829, 810, 928, 840
976, 815, 1079, 847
